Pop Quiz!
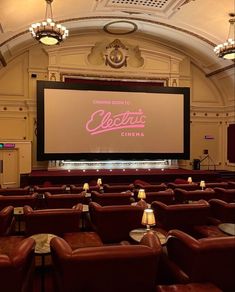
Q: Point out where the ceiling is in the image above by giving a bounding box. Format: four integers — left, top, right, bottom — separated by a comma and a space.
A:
0, 0, 234, 73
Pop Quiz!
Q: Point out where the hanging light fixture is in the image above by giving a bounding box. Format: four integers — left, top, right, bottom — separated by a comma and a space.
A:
214, 13, 235, 60
29, 0, 69, 46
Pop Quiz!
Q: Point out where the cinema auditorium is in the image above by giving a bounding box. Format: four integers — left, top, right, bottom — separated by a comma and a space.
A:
0, 1, 234, 291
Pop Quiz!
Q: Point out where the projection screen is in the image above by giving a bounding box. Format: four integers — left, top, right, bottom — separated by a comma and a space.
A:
37, 80, 190, 161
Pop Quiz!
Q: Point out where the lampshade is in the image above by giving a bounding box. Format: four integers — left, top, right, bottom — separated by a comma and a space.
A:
200, 180, 206, 189
29, 0, 69, 46
141, 208, 156, 231
138, 189, 146, 200
83, 183, 89, 191
214, 13, 235, 60
187, 177, 193, 184
97, 178, 102, 186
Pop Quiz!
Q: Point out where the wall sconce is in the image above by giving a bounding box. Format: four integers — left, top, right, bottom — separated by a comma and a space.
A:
141, 208, 156, 231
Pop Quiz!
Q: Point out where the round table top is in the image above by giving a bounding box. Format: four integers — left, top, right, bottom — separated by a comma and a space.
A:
30, 233, 57, 254
218, 223, 235, 236
14, 207, 24, 215
129, 228, 166, 245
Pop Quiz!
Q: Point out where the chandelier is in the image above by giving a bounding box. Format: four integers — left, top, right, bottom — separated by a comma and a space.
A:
214, 13, 235, 60
29, 0, 69, 46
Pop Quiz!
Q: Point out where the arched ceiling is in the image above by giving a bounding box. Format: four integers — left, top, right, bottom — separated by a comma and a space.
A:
0, 0, 234, 73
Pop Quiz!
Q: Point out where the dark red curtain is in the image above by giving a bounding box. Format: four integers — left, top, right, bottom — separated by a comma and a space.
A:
227, 124, 235, 163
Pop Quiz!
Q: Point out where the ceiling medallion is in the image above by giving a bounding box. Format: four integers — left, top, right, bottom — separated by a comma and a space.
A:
104, 39, 129, 69
103, 21, 138, 35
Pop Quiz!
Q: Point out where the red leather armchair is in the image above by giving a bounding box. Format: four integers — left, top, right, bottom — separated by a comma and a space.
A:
0, 205, 15, 235
209, 199, 235, 223
50, 232, 162, 292
163, 229, 235, 292
174, 188, 217, 203
23, 204, 83, 236
103, 183, 134, 193
33, 184, 67, 194
167, 182, 199, 191
91, 190, 133, 206
134, 182, 167, 193
0, 237, 35, 292
151, 200, 211, 236
0, 186, 30, 196
214, 187, 235, 202
0, 193, 38, 210
144, 189, 175, 205
70, 184, 100, 193
89, 202, 144, 243
44, 192, 86, 208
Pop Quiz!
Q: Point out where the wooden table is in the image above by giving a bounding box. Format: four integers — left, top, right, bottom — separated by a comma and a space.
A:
30, 233, 56, 292
129, 228, 166, 245
13, 207, 24, 233
218, 223, 235, 236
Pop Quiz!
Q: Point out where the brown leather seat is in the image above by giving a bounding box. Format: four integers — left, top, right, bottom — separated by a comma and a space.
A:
70, 184, 100, 193
162, 229, 235, 292
23, 204, 83, 236
91, 190, 133, 206
144, 189, 175, 204
103, 183, 134, 193
174, 188, 217, 203
167, 182, 199, 191
0, 193, 38, 209
50, 232, 162, 292
214, 187, 235, 202
33, 184, 67, 194
0, 236, 35, 292
209, 198, 235, 223
89, 202, 144, 243
0, 186, 30, 196
44, 192, 86, 208
151, 200, 211, 236
0, 205, 15, 235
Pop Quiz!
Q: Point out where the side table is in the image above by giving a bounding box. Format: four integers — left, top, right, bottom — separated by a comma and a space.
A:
129, 228, 166, 245
30, 233, 57, 292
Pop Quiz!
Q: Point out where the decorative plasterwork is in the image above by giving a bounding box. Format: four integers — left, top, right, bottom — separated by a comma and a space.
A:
88, 39, 144, 68
95, 0, 196, 18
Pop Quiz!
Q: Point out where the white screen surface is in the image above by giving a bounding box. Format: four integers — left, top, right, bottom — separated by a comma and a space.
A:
44, 88, 184, 154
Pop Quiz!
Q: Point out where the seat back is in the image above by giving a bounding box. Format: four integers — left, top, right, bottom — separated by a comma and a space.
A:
166, 229, 235, 292
50, 232, 162, 292
145, 190, 175, 204
0, 186, 30, 196
23, 204, 83, 236
33, 184, 67, 194
0, 193, 38, 209
167, 182, 199, 191
209, 199, 235, 223
89, 202, 144, 243
0, 237, 35, 292
103, 184, 134, 193
91, 191, 133, 206
151, 200, 211, 233
0, 205, 14, 235
174, 188, 216, 203
45, 192, 86, 208
214, 187, 235, 202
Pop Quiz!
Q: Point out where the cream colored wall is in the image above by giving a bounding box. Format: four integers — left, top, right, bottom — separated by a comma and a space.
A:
0, 33, 234, 171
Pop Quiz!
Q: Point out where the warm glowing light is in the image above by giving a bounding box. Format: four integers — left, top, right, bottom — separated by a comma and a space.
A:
141, 208, 156, 231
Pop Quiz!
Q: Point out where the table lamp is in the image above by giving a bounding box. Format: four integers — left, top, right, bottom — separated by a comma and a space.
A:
97, 178, 103, 192
141, 208, 156, 231
200, 180, 206, 190
187, 177, 193, 184
83, 183, 89, 192
138, 189, 146, 201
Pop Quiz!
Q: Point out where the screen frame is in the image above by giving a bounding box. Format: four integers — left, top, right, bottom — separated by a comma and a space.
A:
37, 80, 190, 161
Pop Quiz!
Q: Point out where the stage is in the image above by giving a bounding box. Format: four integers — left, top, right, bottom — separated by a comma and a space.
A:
21, 168, 235, 187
